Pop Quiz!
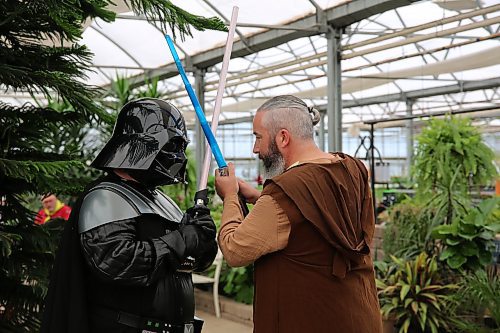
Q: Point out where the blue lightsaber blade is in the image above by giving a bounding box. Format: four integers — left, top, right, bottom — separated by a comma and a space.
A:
165, 35, 227, 170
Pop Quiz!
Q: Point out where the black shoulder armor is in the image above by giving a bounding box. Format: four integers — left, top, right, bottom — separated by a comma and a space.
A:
78, 181, 183, 233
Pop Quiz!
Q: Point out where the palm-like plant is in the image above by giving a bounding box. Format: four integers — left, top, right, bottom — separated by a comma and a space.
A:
450, 269, 500, 333
377, 253, 458, 333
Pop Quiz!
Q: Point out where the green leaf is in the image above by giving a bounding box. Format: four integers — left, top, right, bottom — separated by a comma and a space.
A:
420, 303, 428, 330
485, 224, 500, 233
398, 283, 410, 300
400, 318, 411, 333
458, 222, 477, 237
477, 197, 500, 217
447, 254, 467, 269
429, 320, 438, 333
478, 229, 495, 240
404, 298, 413, 308
432, 224, 456, 238
461, 241, 479, 257
477, 249, 492, 266
440, 247, 456, 260
411, 301, 419, 314
445, 238, 461, 246
420, 293, 438, 302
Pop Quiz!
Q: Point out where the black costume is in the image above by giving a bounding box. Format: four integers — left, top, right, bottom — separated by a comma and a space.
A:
41, 99, 217, 333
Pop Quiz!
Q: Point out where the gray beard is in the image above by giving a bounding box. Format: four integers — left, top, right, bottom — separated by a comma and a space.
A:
263, 154, 285, 179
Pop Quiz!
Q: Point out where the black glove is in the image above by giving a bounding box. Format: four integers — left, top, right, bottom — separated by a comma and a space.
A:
186, 204, 216, 239
178, 208, 216, 258
178, 223, 203, 258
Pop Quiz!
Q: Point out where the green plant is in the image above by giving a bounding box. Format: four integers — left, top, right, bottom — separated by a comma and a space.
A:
432, 198, 500, 271
412, 116, 497, 225
137, 77, 163, 99
450, 269, 500, 333
413, 116, 496, 194
219, 263, 254, 304
377, 253, 457, 333
383, 202, 437, 259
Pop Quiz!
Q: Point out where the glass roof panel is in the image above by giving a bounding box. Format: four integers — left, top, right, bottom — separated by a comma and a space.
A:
5, 0, 499, 131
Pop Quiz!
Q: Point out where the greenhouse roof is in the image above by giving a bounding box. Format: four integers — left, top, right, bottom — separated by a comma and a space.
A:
5, 0, 500, 130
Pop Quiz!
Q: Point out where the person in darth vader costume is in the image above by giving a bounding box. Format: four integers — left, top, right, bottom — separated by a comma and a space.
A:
41, 98, 217, 333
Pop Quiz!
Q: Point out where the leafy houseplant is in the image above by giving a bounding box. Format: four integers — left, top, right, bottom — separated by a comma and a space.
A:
450, 269, 500, 333
377, 253, 457, 333
219, 263, 255, 304
412, 116, 497, 225
432, 198, 500, 271
383, 202, 437, 259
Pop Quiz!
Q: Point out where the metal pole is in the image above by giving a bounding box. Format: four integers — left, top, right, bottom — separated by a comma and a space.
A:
406, 99, 414, 174
327, 26, 342, 152
370, 123, 376, 219
319, 111, 326, 151
194, 68, 206, 188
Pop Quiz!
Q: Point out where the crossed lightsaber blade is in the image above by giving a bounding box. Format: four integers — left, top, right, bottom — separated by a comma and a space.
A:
165, 7, 239, 205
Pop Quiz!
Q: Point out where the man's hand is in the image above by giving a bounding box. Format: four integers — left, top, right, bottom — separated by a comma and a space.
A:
237, 178, 261, 204
215, 162, 239, 200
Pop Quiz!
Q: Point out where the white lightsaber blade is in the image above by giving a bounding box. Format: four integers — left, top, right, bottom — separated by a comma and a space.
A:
198, 6, 239, 191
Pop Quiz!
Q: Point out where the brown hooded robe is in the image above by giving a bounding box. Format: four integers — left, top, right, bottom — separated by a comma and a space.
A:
254, 154, 382, 333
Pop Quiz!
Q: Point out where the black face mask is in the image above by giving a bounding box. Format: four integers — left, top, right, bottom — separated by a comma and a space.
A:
91, 98, 190, 180
128, 139, 188, 188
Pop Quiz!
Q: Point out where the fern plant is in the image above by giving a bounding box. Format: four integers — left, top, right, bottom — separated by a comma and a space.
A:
450, 269, 500, 332
412, 116, 497, 224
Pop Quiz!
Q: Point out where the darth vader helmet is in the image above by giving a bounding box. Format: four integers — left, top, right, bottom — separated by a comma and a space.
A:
92, 98, 189, 187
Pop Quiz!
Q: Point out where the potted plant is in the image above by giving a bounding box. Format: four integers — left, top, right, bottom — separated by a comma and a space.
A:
383, 202, 436, 259
412, 116, 497, 226
432, 197, 500, 271
450, 269, 500, 332
377, 253, 457, 333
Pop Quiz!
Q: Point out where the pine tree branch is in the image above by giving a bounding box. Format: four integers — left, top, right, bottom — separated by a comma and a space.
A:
0, 102, 84, 125
0, 159, 83, 182
0, 1, 115, 44
124, 0, 227, 40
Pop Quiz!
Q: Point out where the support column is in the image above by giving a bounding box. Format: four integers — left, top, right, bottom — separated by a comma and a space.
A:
318, 111, 326, 151
194, 68, 206, 189
369, 123, 376, 219
406, 99, 414, 174
326, 27, 342, 152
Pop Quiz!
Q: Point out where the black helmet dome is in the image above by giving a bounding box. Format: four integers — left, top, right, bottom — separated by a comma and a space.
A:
92, 98, 189, 187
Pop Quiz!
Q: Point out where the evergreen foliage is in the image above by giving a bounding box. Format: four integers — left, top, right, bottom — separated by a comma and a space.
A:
0, 1, 225, 331
413, 116, 496, 224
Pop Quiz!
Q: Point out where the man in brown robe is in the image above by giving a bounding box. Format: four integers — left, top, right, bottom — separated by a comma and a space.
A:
215, 95, 382, 333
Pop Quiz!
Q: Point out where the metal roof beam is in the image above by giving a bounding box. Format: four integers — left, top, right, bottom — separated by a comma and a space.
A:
121, 0, 416, 88
336, 77, 500, 109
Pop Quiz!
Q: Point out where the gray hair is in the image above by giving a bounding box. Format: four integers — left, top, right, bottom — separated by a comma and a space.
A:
256, 95, 321, 140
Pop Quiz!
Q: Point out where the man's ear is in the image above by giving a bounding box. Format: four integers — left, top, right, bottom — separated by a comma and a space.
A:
276, 129, 290, 148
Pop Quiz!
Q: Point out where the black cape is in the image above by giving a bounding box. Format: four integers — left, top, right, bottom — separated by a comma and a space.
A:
40, 178, 104, 333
